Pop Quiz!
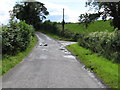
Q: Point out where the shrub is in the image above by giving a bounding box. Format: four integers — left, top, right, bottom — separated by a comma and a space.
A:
78, 31, 120, 63
2, 20, 35, 55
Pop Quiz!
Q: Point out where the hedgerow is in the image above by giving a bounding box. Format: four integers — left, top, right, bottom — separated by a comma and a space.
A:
78, 30, 120, 63
2, 20, 35, 55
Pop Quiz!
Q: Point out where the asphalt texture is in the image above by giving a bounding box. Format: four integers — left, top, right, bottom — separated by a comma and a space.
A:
2, 32, 105, 88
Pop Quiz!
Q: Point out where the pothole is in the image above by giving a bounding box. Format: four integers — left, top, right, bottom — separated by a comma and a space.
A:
43, 43, 48, 46
39, 43, 48, 47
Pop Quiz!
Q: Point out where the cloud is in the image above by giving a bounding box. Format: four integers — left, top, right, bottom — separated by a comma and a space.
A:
44, 2, 68, 15
0, 0, 18, 24
0, 0, 90, 24
39, 1, 88, 22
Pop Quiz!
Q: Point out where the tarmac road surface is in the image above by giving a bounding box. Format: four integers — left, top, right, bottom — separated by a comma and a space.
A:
2, 32, 105, 88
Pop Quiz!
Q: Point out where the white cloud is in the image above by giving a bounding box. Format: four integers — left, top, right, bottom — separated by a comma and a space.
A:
0, 13, 10, 25
39, 1, 88, 22
0, 0, 18, 25
44, 2, 68, 15
0, 0, 90, 24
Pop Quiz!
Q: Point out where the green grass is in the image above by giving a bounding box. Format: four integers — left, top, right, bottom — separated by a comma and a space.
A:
66, 43, 118, 88
65, 20, 114, 34
1, 36, 38, 76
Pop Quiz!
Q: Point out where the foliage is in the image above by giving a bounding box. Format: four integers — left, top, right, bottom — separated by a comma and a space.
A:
67, 43, 118, 88
38, 20, 62, 36
41, 20, 114, 42
12, 1, 49, 29
43, 20, 59, 34
78, 31, 120, 63
2, 20, 35, 55
79, 13, 91, 28
78, 12, 101, 28
2, 36, 37, 75
40, 29, 73, 41
39, 21, 80, 41
86, 1, 120, 30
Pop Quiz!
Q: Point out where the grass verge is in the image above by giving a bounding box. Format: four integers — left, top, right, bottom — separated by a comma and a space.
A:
66, 43, 118, 88
1, 36, 38, 76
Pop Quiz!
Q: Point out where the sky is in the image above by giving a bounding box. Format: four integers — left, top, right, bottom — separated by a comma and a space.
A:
0, 0, 93, 25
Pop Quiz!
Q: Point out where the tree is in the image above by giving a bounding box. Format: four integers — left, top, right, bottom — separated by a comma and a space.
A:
79, 13, 90, 28
78, 12, 101, 28
12, 1, 49, 29
86, 1, 120, 30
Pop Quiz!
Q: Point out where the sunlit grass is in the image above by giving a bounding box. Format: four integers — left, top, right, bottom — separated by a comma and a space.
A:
64, 20, 114, 34
66, 43, 118, 88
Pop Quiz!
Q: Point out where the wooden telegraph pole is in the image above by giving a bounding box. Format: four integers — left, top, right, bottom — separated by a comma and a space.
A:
62, 8, 65, 36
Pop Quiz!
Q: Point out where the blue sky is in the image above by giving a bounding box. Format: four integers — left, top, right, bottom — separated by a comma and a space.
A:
0, 0, 92, 25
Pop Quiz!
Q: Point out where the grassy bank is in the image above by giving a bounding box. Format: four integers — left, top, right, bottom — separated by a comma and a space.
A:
66, 43, 118, 88
65, 20, 114, 34
2, 36, 38, 76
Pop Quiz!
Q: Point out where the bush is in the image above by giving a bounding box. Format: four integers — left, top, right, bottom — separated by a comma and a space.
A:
37, 20, 59, 34
78, 31, 120, 63
2, 20, 35, 55
37, 20, 62, 37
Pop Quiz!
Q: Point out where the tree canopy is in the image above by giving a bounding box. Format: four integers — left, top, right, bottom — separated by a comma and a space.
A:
85, 1, 120, 30
78, 12, 101, 28
12, 1, 49, 28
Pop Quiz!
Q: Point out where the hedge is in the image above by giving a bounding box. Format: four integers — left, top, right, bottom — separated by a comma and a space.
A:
2, 20, 35, 55
78, 31, 120, 63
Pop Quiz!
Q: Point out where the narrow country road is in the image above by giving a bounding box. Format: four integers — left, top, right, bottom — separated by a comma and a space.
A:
2, 32, 105, 88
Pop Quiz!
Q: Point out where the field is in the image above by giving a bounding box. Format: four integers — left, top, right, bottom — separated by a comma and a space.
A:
64, 20, 114, 34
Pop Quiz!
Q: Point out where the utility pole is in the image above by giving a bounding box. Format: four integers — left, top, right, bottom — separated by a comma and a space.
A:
62, 8, 65, 36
